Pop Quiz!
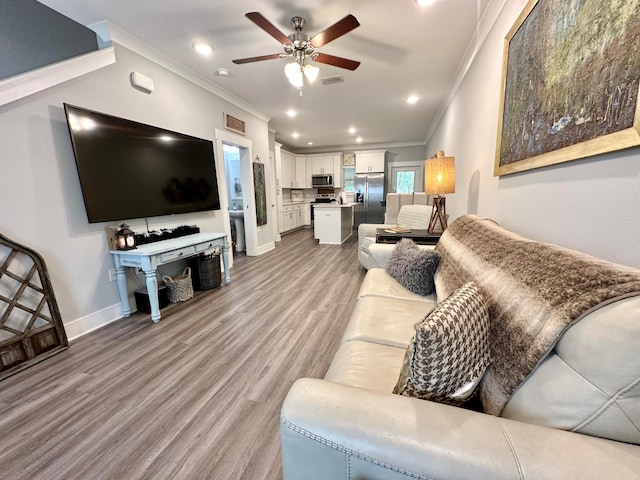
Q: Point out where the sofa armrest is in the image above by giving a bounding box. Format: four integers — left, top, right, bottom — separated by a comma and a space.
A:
281, 379, 640, 480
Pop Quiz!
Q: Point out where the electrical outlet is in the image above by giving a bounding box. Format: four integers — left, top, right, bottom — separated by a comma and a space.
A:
108, 269, 117, 282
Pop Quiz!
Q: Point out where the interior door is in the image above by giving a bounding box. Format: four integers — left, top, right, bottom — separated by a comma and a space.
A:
389, 166, 421, 194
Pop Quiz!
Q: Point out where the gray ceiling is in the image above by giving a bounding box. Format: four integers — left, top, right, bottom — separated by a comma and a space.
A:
38, 0, 491, 151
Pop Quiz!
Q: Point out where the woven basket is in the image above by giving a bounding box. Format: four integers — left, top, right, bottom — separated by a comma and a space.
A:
188, 253, 221, 291
162, 267, 194, 303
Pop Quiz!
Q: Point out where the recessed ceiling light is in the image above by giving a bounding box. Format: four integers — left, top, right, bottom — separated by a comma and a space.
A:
192, 41, 213, 55
416, 0, 436, 6
307, 142, 314, 145
348, 127, 357, 135
215, 67, 229, 76
292, 132, 300, 139
356, 137, 363, 143
287, 109, 297, 118
406, 95, 420, 104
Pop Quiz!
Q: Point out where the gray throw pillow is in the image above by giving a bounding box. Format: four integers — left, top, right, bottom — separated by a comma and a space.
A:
385, 239, 440, 295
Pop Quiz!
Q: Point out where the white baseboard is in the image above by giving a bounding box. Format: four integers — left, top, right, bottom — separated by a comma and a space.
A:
256, 241, 275, 256
64, 302, 125, 341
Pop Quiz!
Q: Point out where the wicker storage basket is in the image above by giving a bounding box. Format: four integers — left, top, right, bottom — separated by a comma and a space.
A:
188, 253, 221, 291
162, 267, 194, 303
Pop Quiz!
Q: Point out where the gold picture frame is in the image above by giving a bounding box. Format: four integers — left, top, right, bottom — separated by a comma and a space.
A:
224, 112, 246, 135
494, 0, 640, 176
253, 162, 267, 226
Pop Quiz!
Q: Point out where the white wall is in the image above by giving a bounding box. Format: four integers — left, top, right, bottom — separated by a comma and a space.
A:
0, 44, 271, 339
426, 0, 640, 269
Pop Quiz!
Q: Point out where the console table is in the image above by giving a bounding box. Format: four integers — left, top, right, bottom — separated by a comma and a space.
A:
111, 232, 230, 322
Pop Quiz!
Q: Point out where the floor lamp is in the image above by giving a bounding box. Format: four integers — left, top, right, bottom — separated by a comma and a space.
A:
424, 151, 455, 234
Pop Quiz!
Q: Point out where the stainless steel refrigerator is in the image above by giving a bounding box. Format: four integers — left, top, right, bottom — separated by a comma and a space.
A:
353, 172, 385, 228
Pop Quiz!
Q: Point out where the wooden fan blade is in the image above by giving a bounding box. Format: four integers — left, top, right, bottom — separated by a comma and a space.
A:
245, 12, 292, 45
310, 14, 360, 48
233, 54, 283, 64
314, 53, 360, 71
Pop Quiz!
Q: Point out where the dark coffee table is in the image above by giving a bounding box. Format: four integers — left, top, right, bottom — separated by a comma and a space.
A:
375, 228, 441, 245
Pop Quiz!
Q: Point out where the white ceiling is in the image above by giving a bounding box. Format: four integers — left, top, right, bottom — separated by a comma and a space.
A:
38, 0, 491, 152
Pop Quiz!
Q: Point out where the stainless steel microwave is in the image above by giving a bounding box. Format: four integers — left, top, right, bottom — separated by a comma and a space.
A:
312, 174, 333, 187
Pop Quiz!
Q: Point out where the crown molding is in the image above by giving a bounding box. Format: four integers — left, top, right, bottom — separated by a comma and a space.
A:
0, 47, 115, 108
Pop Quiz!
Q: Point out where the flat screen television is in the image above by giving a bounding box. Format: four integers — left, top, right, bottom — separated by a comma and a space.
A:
63, 103, 221, 223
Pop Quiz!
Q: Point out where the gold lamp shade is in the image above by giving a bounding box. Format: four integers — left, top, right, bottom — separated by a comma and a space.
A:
424, 150, 455, 195
424, 150, 455, 233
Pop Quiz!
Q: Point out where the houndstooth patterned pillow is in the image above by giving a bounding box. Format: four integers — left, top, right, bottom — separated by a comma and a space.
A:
393, 281, 491, 406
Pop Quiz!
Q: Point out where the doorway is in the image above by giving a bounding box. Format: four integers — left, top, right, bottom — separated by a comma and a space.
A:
215, 129, 257, 257
223, 144, 245, 256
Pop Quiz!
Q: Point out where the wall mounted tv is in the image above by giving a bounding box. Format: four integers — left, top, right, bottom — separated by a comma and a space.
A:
63, 103, 221, 223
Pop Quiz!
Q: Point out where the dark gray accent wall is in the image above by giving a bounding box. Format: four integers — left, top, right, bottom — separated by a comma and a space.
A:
0, 0, 98, 80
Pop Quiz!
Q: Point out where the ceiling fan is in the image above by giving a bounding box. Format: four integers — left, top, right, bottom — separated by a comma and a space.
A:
233, 12, 361, 88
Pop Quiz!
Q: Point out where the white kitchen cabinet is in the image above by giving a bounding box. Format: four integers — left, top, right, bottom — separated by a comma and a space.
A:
332, 154, 343, 188
281, 150, 296, 188
313, 204, 354, 244
303, 203, 311, 226
355, 150, 386, 173
280, 151, 307, 188
305, 156, 313, 183
278, 207, 288, 233
311, 155, 333, 175
295, 156, 308, 188
281, 204, 305, 233
296, 207, 303, 227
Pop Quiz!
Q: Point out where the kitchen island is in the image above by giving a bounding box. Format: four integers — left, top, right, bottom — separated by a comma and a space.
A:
313, 203, 354, 245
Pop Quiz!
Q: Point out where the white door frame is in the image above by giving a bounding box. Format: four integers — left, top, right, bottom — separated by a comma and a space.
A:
215, 129, 258, 256
268, 150, 280, 244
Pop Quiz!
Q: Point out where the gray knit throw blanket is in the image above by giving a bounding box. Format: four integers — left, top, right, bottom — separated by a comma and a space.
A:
434, 215, 640, 415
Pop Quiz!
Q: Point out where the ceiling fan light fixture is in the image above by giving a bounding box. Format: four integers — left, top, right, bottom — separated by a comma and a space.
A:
284, 62, 303, 87
303, 64, 320, 83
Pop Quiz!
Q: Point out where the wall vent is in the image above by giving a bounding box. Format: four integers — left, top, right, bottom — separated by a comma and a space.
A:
320, 75, 344, 85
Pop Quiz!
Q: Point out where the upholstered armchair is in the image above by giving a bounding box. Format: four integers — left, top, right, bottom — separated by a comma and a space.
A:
358, 203, 434, 269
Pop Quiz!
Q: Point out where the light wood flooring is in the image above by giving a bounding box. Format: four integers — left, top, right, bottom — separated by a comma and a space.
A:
0, 228, 366, 480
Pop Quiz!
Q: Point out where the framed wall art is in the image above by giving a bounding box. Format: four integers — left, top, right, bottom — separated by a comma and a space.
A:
494, 0, 640, 176
253, 162, 267, 226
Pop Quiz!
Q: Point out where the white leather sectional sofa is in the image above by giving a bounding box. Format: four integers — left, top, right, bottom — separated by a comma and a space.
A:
281, 215, 640, 479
